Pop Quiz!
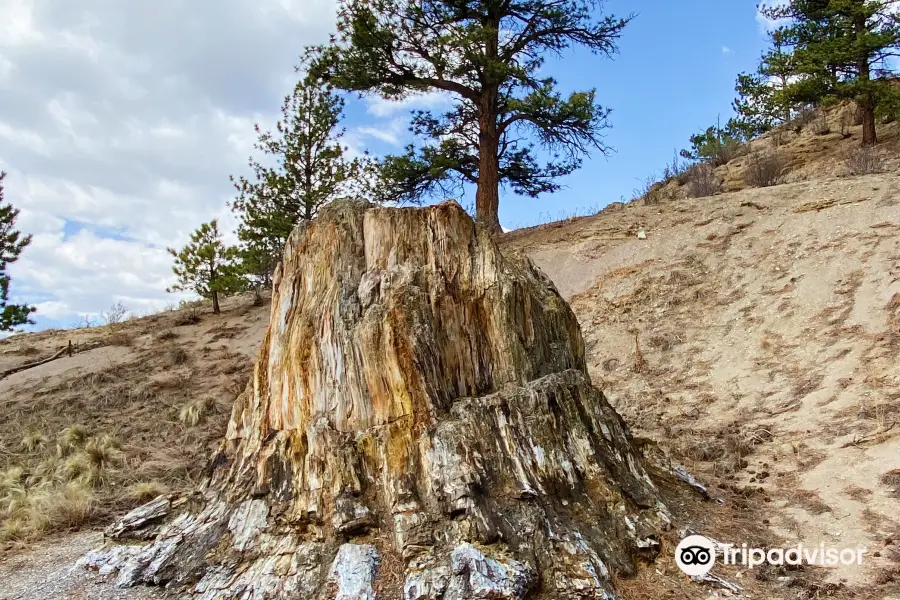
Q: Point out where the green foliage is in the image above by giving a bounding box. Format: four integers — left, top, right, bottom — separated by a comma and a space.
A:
874, 82, 900, 123
759, 0, 900, 145
230, 80, 368, 286
730, 72, 780, 139
680, 122, 745, 167
730, 29, 801, 140
307, 0, 632, 231
0, 172, 36, 331
166, 220, 242, 314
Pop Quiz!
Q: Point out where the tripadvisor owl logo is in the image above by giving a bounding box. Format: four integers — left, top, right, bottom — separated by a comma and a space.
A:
674, 533, 868, 577
675, 534, 716, 576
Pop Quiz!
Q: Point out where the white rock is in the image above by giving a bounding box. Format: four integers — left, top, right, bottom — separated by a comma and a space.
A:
330, 543, 380, 600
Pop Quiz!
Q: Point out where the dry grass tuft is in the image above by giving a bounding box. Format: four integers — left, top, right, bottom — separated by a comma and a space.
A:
126, 480, 169, 502
155, 329, 178, 342
56, 424, 89, 457
178, 396, 217, 427
20, 431, 49, 452
25, 481, 97, 533
166, 346, 190, 366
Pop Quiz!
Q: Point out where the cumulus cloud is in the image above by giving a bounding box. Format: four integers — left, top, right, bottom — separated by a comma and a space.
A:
0, 0, 340, 328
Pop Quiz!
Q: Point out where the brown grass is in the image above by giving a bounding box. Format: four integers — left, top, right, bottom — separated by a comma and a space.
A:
0, 295, 262, 546
744, 151, 785, 188
844, 146, 885, 175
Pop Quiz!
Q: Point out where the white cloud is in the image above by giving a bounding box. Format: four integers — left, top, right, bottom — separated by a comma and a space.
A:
0, 0, 340, 328
721, 46, 732, 55
356, 118, 408, 146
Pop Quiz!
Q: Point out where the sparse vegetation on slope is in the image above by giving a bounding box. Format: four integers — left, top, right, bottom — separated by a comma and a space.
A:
502, 171, 900, 597
0, 295, 266, 546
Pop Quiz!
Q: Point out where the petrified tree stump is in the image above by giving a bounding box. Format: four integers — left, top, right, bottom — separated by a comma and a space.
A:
81, 200, 669, 599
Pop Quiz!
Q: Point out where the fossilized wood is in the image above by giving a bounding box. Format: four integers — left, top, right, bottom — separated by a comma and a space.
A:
81, 200, 669, 599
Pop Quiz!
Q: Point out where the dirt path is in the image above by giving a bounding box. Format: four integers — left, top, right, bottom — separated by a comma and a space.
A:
0, 531, 168, 600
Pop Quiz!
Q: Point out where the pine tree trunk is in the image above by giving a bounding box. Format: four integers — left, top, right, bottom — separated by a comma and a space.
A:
856, 14, 877, 147
81, 201, 668, 599
211, 291, 220, 315
476, 104, 502, 235
860, 99, 877, 147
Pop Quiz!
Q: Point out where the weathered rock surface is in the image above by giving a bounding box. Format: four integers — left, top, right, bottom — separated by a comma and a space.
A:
81, 200, 669, 598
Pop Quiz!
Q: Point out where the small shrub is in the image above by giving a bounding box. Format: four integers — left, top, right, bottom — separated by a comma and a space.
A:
683, 163, 720, 198
790, 105, 818, 132
166, 346, 190, 366
100, 301, 129, 325
661, 150, 689, 184
635, 175, 664, 205
811, 114, 830, 135
839, 110, 854, 138
770, 128, 785, 148
155, 329, 178, 342
843, 147, 884, 176
70, 315, 97, 329
174, 305, 202, 326
127, 481, 169, 502
744, 151, 785, 188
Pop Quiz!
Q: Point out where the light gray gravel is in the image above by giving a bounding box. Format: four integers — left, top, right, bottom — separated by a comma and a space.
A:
0, 531, 169, 600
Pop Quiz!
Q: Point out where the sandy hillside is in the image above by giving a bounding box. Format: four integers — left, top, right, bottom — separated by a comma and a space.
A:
505, 171, 900, 595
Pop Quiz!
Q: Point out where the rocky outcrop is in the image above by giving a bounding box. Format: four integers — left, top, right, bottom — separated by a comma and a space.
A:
80, 200, 669, 598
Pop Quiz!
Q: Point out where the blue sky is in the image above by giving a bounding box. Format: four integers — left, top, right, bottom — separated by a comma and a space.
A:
0, 0, 775, 331
338, 0, 773, 229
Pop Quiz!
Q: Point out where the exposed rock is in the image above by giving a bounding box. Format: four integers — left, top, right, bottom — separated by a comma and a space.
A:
81, 200, 668, 598
330, 544, 380, 600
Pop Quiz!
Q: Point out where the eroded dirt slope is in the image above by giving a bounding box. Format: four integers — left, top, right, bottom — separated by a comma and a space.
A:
505, 172, 900, 594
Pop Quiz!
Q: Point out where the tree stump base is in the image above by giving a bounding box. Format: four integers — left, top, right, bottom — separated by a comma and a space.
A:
81, 200, 669, 599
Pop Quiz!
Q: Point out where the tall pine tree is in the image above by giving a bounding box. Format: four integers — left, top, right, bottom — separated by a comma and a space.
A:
761, 0, 900, 146
730, 29, 797, 139
167, 220, 241, 315
0, 172, 36, 331
230, 79, 366, 285
307, 0, 632, 233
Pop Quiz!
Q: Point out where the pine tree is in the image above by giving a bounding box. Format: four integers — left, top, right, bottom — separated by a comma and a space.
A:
230, 79, 366, 284
307, 0, 632, 233
760, 0, 900, 146
0, 172, 36, 331
730, 30, 797, 139
166, 220, 241, 315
